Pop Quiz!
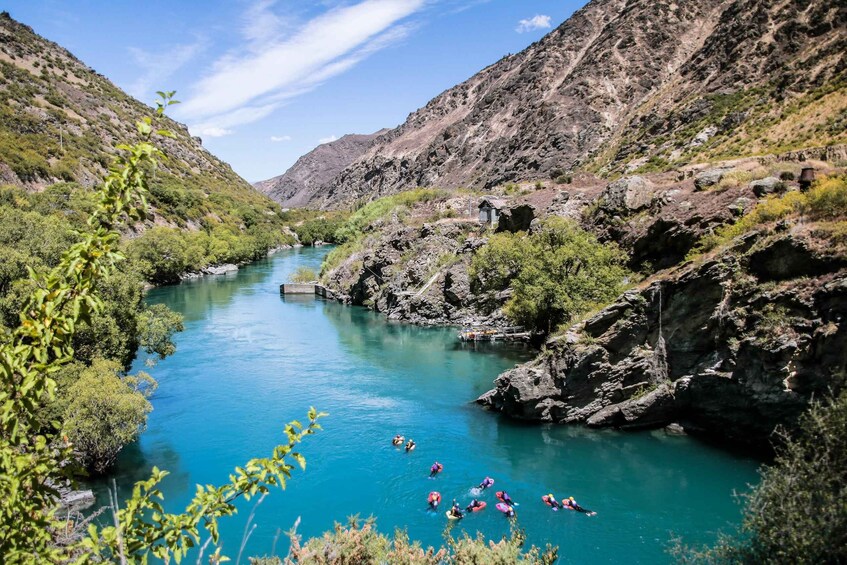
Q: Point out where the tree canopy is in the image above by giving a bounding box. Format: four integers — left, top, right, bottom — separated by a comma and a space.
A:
471, 217, 629, 334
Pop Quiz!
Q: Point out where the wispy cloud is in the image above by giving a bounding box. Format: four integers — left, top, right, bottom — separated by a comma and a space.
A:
128, 40, 206, 101
242, 0, 287, 50
318, 135, 338, 144
199, 127, 233, 138
515, 14, 551, 33
270, 135, 292, 142
179, 0, 426, 137
443, 0, 493, 15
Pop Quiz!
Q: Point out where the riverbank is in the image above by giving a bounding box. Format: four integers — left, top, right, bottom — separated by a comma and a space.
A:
91, 246, 760, 562
316, 167, 847, 450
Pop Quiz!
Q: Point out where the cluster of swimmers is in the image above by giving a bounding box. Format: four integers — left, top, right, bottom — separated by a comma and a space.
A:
392, 434, 415, 451
437, 475, 504, 520
392, 435, 595, 520
542, 493, 594, 515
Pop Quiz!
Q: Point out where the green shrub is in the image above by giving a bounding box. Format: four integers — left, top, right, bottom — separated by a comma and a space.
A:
472, 218, 629, 333
715, 170, 753, 190
291, 266, 318, 283
283, 516, 557, 564
470, 231, 530, 292
320, 236, 366, 278
294, 215, 346, 245
672, 390, 847, 563
804, 174, 847, 220
62, 359, 156, 474
127, 226, 207, 284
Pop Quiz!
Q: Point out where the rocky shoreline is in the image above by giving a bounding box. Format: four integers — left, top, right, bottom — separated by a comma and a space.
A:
478, 230, 846, 446
319, 160, 846, 448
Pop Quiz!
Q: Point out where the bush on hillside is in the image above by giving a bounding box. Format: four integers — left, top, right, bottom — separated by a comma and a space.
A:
334, 188, 447, 243
127, 226, 207, 284
688, 174, 847, 257
805, 174, 847, 220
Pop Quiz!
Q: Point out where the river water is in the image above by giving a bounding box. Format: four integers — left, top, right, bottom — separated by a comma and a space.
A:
99, 246, 760, 562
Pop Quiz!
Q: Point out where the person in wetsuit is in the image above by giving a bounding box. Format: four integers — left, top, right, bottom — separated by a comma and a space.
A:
466, 499, 483, 512
430, 461, 442, 476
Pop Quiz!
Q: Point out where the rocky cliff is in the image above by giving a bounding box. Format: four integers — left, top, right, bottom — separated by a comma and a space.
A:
478, 224, 847, 446
254, 130, 388, 208
321, 153, 847, 445
273, 0, 846, 209
322, 154, 827, 324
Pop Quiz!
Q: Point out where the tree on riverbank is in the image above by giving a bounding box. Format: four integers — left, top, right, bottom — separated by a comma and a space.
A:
673, 389, 847, 563
471, 217, 629, 334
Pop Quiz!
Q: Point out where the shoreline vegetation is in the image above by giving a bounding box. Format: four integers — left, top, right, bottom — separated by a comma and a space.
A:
0, 0, 843, 558
0, 95, 560, 563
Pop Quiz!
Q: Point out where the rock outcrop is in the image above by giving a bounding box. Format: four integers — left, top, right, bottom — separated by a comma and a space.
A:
324, 219, 504, 327
478, 231, 847, 445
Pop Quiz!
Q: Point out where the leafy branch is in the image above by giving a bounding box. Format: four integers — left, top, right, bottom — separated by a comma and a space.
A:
0, 91, 325, 563
77, 408, 326, 563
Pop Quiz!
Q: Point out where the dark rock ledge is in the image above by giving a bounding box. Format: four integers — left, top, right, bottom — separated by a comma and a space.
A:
478, 233, 847, 446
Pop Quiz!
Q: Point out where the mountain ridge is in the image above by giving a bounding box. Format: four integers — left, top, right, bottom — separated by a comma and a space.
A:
254, 129, 388, 208
262, 0, 846, 209
0, 11, 284, 232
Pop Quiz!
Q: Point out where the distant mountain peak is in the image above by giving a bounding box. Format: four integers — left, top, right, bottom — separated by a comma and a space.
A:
254, 129, 389, 208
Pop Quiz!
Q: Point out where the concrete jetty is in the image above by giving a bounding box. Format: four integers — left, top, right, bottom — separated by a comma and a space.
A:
280, 283, 335, 299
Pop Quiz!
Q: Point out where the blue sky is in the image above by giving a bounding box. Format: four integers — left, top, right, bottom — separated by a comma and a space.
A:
4, 1, 585, 182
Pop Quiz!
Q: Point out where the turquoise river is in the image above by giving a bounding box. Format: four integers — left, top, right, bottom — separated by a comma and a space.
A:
97, 246, 761, 562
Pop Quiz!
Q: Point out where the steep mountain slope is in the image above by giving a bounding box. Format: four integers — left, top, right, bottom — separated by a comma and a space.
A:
254, 130, 387, 208
283, 0, 846, 209
0, 12, 282, 231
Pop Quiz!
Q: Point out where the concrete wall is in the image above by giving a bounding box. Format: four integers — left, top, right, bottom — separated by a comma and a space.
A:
280, 283, 315, 294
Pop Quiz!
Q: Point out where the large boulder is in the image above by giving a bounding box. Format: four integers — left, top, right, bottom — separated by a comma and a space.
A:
443, 264, 470, 306
630, 219, 699, 270
496, 203, 537, 233
600, 176, 656, 213
750, 176, 783, 196
747, 236, 844, 281
694, 167, 730, 191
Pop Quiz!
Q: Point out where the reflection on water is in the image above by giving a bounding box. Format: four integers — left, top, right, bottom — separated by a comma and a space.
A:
88, 246, 760, 563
